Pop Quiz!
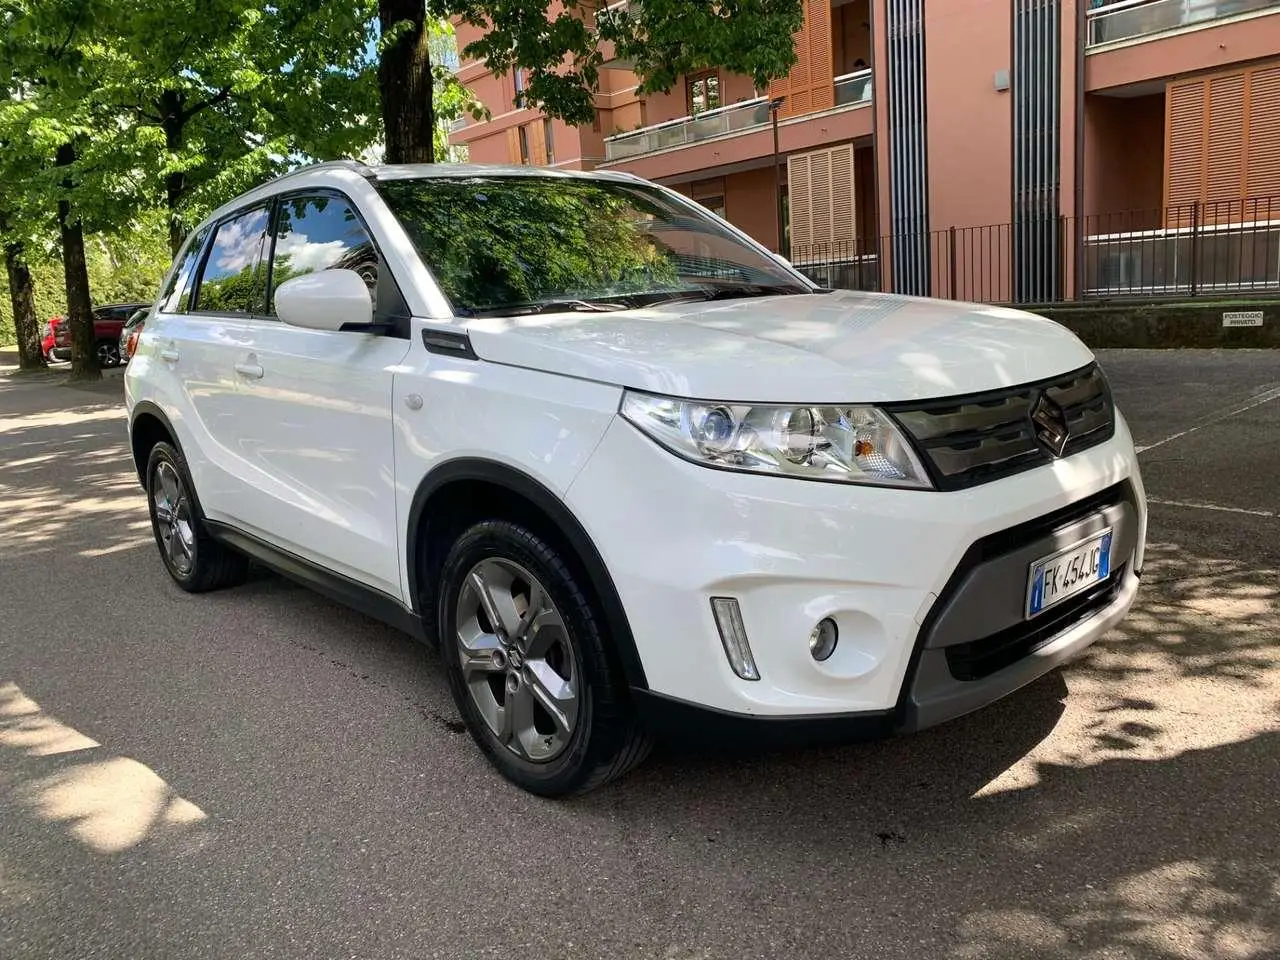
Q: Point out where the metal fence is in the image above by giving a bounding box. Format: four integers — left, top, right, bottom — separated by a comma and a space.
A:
788, 196, 1280, 304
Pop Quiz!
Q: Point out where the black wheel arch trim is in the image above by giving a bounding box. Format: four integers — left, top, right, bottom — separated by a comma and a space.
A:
406, 458, 649, 691
128, 401, 181, 484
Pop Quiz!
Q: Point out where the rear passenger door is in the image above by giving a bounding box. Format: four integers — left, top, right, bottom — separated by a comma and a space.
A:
229, 192, 411, 599
152, 205, 270, 524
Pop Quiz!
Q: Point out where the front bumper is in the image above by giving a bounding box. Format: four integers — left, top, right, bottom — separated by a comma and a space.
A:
566, 410, 1147, 734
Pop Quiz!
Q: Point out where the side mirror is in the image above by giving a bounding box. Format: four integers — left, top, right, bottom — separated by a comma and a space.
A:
771, 252, 793, 267
275, 269, 373, 332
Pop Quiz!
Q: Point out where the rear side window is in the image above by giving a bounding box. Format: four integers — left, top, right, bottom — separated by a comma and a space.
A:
158, 227, 209, 313
269, 195, 379, 313
194, 206, 270, 314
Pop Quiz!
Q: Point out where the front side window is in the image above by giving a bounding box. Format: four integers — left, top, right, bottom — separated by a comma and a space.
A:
376, 176, 807, 315
194, 207, 270, 314
269, 195, 379, 313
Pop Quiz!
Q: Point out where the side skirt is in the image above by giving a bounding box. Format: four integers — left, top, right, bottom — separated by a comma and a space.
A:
205, 521, 430, 644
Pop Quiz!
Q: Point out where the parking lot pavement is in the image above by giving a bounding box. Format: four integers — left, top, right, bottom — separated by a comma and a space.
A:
1, 351, 1277, 960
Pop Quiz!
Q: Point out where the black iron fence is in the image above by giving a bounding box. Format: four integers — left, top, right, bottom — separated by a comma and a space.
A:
788, 196, 1280, 304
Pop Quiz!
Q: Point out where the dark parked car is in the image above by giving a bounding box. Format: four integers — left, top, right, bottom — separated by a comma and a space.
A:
47, 302, 151, 366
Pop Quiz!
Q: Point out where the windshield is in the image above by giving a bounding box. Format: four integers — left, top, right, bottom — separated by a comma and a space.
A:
375, 175, 811, 316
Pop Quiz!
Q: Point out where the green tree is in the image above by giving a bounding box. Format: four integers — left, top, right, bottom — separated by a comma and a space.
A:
443, 0, 804, 126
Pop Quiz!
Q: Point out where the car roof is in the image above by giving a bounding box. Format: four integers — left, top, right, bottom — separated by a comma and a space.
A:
196, 160, 649, 239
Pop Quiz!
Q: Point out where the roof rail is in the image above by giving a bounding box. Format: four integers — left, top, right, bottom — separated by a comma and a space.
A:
271, 158, 376, 186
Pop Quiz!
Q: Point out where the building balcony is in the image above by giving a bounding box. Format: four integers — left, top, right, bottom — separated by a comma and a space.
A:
604, 97, 774, 162
603, 71, 874, 164
1086, 0, 1280, 48
833, 68, 873, 106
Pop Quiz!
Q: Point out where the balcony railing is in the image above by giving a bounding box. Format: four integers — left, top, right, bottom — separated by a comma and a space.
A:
834, 69, 873, 106
604, 97, 772, 161
1086, 0, 1280, 47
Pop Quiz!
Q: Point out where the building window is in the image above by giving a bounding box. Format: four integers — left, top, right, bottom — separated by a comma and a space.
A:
687, 71, 721, 116
513, 68, 526, 102
518, 125, 530, 164
700, 195, 726, 219
543, 118, 555, 164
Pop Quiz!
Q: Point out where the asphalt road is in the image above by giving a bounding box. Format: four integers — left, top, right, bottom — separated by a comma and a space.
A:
1, 350, 1278, 960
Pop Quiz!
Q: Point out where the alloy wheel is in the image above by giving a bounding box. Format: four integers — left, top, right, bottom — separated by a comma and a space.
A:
153, 461, 196, 576
455, 558, 580, 763
97, 342, 120, 367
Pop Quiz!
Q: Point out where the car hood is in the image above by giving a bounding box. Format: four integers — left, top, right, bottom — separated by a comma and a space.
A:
462, 290, 1094, 403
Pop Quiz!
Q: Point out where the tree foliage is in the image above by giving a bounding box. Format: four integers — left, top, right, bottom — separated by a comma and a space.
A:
445, 0, 804, 126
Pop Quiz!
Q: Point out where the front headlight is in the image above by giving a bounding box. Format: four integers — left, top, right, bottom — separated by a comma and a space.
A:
620, 391, 933, 489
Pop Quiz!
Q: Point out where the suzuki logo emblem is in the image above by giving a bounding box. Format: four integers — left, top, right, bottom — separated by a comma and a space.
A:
1030, 392, 1070, 457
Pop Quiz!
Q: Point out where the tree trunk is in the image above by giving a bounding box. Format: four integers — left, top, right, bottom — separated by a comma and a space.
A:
378, 0, 435, 163
4, 241, 46, 370
160, 89, 188, 257
55, 143, 99, 382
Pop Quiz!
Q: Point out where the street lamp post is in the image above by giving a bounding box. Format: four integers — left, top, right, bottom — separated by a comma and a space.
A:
769, 96, 786, 256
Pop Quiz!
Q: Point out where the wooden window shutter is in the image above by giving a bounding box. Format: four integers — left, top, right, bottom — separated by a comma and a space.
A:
770, 0, 833, 118
1245, 65, 1280, 202
1205, 73, 1245, 222
528, 119, 548, 166
788, 153, 813, 246
1164, 79, 1206, 226
1165, 60, 1280, 225
506, 126, 523, 165
807, 0, 834, 112
830, 143, 855, 241
787, 144, 856, 249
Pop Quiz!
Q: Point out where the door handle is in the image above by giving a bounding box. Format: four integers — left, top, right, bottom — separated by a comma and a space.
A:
234, 361, 264, 380
159, 343, 179, 362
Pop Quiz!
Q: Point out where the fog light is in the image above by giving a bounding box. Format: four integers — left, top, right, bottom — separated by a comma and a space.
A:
809, 618, 838, 661
710, 597, 760, 681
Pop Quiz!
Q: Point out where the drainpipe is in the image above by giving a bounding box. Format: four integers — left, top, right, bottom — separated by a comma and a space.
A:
771, 96, 786, 255
1073, 0, 1086, 301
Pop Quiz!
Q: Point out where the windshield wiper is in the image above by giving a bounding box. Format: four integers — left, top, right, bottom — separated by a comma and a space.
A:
640, 284, 810, 306
461, 298, 630, 318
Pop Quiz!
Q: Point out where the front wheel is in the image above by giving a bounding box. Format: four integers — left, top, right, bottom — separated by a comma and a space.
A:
438, 520, 651, 796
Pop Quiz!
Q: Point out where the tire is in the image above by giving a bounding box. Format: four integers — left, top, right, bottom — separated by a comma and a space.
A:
96, 340, 121, 367
438, 520, 652, 796
145, 441, 249, 593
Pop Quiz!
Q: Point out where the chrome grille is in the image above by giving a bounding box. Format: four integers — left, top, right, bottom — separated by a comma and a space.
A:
889, 364, 1115, 490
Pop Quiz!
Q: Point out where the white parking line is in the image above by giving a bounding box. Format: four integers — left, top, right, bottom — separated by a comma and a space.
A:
1134, 385, 1280, 454
1147, 497, 1278, 519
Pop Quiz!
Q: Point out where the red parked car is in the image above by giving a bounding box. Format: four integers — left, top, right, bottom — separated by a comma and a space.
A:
43, 302, 151, 366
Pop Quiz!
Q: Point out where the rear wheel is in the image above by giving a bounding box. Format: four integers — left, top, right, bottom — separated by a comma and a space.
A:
438, 520, 651, 796
146, 442, 248, 593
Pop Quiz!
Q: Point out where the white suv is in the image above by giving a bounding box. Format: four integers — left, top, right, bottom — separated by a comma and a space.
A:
125, 161, 1146, 795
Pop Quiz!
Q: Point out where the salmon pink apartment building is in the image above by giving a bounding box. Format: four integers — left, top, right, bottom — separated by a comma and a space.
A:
451, 0, 1280, 303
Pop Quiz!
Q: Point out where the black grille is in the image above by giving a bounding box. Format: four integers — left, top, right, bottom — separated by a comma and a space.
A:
889, 364, 1115, 490
945, 564, 1126, 682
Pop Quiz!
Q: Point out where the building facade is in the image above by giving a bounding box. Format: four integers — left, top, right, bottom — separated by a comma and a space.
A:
452, 0, 1280, 302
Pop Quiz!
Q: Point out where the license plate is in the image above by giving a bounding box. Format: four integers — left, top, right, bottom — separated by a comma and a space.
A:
1026, 528, 1113, 618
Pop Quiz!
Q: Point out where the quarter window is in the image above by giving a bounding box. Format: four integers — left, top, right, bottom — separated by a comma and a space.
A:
194, 207, 270, 314
269, 195, 379, 313
160, 227, 210, 313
